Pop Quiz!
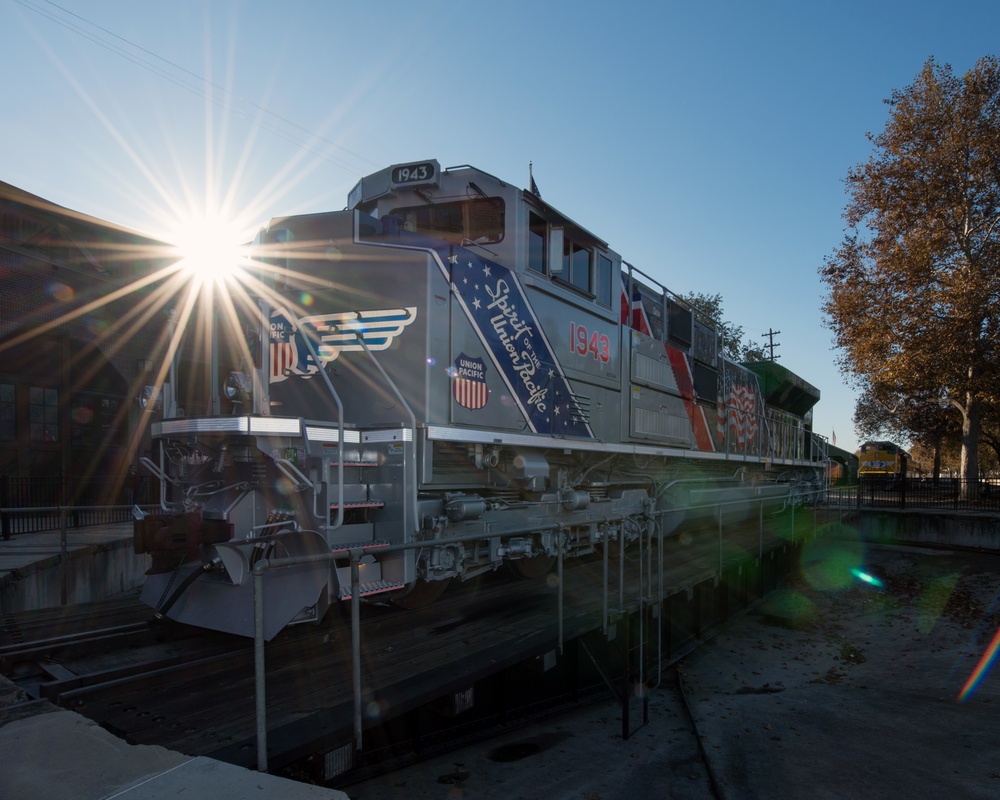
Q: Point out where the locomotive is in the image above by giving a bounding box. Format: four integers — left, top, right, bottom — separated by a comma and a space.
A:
858, 441, 907, 478
134, 159, 825, 639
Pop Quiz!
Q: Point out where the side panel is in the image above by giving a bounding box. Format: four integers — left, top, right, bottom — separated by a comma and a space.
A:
263, 214, 442, 427
520, 280, 622, 443
714, 361, 766, 458
627, 330, 714, 450
361, 229, 603, 440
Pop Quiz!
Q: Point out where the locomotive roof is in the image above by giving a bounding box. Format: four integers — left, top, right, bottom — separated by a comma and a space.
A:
520, 189, 608, 248
348, 159, 609, 248
744, 360, 820, 416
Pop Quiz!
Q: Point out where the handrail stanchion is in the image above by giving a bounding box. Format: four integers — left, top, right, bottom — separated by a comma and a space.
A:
654, 516, 664, 689
758, 496, 764, 598
253, 562, 268, 772
602, 525, 609, 635
350, 549, 363, 755
639, 523, 648, 726
60, 507, 69, 606
718, 503, 724, 575
618, 523, 625, 617
557, 528, 564, 654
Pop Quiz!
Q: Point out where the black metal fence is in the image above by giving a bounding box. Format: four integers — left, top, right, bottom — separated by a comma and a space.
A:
0, 475, 158, 538
828, 477, 1000, 513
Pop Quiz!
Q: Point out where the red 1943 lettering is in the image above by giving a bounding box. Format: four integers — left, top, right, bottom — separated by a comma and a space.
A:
569, 322, 610, 363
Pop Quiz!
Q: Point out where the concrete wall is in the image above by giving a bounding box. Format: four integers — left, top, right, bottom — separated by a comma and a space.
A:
852, 509, 1000, 553
0, 537, 150, 614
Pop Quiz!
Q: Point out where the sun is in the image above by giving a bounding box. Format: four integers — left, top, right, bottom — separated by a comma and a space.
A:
168, 211, 251, 285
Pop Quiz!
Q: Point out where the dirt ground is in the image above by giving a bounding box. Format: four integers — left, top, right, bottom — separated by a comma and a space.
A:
347, 540, 1000, 800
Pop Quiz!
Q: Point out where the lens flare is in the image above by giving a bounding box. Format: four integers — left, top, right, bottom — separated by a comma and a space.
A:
800, 529, 865, 591
959, 625, 1000, 702
850, 568, 884, 588
168, 212, 249, 286
49, 282, 74, 302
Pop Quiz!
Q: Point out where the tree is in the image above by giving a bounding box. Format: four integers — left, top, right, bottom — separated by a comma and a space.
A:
682, 291, 768, 362
852, 381, 959, 480
821, 56, 1000, 495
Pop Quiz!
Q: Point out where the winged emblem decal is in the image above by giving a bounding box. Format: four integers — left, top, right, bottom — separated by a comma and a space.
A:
269, 306, 418, 383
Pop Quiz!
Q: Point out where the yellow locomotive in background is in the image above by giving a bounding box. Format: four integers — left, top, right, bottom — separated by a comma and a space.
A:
858, 441, 907, 477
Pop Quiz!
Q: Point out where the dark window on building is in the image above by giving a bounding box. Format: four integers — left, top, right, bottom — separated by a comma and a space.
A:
562, 237, 591, 293
29, 387, 58, 442
390, 198, 505, 245
71, 394, 124, 447
528, 212, 547, 274
597, 254, 613, 307
0, 384, 14, 441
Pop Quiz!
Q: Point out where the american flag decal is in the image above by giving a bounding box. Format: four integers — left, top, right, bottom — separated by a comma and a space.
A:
270, 341, 296, 382
717, 367, 760, 450
452, 354, 488, 410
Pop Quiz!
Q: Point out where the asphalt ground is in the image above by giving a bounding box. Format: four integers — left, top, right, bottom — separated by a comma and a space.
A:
346, 541, 1000, 800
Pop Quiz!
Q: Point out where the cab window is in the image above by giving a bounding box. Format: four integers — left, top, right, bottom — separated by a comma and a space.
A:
528, 211, 547, 273
391, 198, 504, 245
563, 236, 591, 293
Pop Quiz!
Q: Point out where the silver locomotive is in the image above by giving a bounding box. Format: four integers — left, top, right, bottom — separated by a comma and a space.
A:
134, 160, 825, 638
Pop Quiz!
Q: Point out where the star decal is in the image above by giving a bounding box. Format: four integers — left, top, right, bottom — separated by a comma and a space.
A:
473, 297, 481, 310
483, 265, 491, 277
448, 254, 458, 265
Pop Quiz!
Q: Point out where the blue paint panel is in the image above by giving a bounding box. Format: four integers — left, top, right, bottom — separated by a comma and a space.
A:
361, 226, 594, 439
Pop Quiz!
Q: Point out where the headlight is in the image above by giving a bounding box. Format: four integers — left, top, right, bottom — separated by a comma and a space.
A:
223, 371, 252, 402
139, 385, 161, 411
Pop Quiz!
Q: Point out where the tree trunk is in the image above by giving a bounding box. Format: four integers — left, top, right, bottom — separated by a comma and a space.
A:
959, 397, 981, 500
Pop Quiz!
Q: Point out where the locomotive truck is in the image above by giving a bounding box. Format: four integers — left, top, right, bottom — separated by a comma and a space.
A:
134, 159, 825, 638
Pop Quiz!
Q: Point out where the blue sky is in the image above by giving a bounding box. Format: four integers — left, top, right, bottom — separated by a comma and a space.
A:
3, 0, 999, 455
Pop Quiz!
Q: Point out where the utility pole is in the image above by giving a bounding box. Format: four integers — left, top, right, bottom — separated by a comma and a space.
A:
761, 328, 781, 361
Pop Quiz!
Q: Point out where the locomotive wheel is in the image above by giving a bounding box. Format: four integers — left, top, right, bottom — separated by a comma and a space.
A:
504, 555, 557, 581
392, 578, 450, 609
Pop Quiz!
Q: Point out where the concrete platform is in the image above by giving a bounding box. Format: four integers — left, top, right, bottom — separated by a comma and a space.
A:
0, 522, 148, 613
0, 679, 347, 800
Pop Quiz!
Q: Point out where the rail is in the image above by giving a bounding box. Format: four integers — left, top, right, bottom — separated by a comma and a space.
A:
247, 485, 830, 772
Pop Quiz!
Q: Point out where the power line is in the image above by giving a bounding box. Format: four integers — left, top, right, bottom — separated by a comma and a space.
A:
16, 0, 378, 176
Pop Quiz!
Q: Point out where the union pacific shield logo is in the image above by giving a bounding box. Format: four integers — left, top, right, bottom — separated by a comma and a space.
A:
452, 354, 488, 410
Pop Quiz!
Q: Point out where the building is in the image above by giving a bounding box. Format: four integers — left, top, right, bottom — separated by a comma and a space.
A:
0, 180, 174, 503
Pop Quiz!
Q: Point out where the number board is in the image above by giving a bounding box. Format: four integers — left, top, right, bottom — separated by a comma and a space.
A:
390, 161, 438, 187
